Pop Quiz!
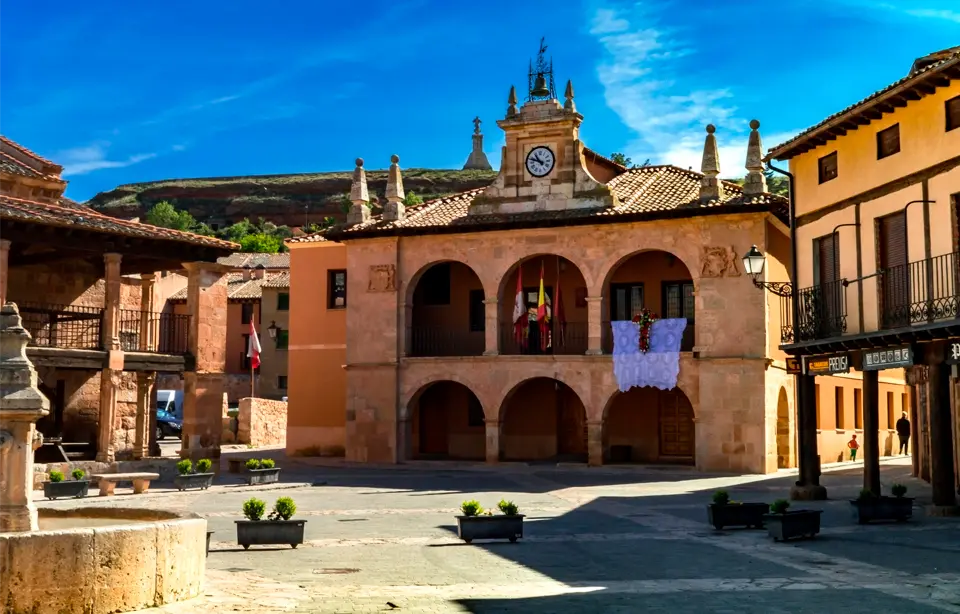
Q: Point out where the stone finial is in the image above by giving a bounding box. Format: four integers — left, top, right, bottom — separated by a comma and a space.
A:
564, 80, 576, 113
699, 124, 724, 201
383, 154, 405, 222
0, 304, 48, 416
347, 157, 370, 225
507, 86, 518, 118
743, 119, 768, 196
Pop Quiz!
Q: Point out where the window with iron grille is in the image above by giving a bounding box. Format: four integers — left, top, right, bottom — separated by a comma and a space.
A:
818, 152, 838, 184
876, 124, 900, 159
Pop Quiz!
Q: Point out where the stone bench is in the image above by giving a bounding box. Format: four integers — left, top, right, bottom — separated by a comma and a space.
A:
92, 472, 160, 496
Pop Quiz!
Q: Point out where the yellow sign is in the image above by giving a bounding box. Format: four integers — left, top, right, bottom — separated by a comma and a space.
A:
804, 354, 850, 375
786, 357, 801, 374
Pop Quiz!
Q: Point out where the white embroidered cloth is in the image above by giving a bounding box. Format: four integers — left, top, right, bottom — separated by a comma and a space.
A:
611, 319, 687, 391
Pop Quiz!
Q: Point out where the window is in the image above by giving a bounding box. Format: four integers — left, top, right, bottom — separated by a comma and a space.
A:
815, 384, 821, 429
813, 233, 840, 285
467, 395, 485, 427
663, 281, 695, 350
241, 303, 254, 325
818, 151, 838, 184
854, 389, 863, 429
876, 124, 900, 159
835, 386, 845, 429
887, 391, 895, 429
878, 211, 908, 328
277, 375, 288, 390
947, 94, 960, 132
328, 270, 347, 309
421, 263, 451, 306
276, 329, 289, 350
610, 283, 644, 321
468, 289, 485, 332
277, 292, 290, 311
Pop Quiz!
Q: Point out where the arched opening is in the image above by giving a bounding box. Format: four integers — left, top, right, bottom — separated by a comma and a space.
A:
603, 387, 695, 464
499, 377, 586, 461
776, 387, 791, 469
497, 255, 588, 355
601, 250, 695, 354
409, 261, 485, 357
409, 381, 485, 460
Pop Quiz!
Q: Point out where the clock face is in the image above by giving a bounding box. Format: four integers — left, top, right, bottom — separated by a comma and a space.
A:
525, 146, 555, 178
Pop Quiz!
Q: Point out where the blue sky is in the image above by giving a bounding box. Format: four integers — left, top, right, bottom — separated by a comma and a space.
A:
2, 0, 958, 201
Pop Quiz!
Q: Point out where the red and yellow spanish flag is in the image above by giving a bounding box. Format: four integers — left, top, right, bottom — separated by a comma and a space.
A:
536, 261, 550, 351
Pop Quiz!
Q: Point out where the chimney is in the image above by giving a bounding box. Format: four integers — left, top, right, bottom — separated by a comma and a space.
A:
699, 124, 724, 201
252, 265, 266, 280
743, 119, 768, 196
383, 155, 405, 222
346, 158, 370, 225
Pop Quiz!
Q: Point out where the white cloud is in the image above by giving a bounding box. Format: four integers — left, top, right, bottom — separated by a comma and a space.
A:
905, 8, 960, 23
57, 142, 157, 176
589, 3, 796, 177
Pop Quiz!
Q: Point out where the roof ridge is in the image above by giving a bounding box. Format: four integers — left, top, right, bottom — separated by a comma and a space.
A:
0, 135, 61, 168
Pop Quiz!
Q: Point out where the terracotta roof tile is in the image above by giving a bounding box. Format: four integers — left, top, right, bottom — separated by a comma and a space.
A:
0, 136, 60, 168
0, 151, 43, 178
168, 272, 277, 301
217, 252, 290, 269
262, 271, 290, 288
287, 232, 329, 244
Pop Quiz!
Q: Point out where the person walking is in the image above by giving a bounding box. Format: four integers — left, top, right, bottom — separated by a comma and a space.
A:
848, 434, 860, 462
896, 411, 911, 455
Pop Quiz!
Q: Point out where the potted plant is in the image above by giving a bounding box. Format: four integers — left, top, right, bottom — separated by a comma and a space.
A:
244, 458, 281, 485
763, 499, 822, 542
43, 468, 90, 500
456, 499, 525, 544
706, 489, 769, 530
174, 458, 216, 491
850, 484, 913, 524
235, 496, 306, 549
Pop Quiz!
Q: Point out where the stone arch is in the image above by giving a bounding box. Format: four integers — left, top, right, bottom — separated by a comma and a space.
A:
497, 376, 588, 462
593, 246, 700, 298
400, 373, 491, 421
406, 379, 486, 461
601, 386, 695, 464
404, 260, 486, 357
776, 386, 791, 469
404, 259, 492, 306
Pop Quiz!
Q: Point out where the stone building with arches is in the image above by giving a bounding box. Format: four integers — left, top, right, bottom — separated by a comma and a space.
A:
284, 65, 797, 474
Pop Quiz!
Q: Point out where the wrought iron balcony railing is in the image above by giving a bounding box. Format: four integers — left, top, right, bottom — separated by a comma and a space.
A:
878, 251, 960, 329
118, 309, 191, 354
500, 321, 588, 356
780, 279, 848, 344
18, 302, 104, 350
408, 328, 485, 357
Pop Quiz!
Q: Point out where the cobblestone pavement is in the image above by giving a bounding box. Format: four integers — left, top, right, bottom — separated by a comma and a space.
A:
41, 458, 960, 613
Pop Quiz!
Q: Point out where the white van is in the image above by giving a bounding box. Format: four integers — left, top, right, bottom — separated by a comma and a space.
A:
157, 390, 183, 418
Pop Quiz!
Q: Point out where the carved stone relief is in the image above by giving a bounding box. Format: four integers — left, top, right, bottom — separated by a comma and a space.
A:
368, 265, 397, 292
700, 246, 741, 278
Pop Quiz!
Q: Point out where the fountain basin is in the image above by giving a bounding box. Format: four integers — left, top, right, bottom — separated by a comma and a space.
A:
0, 507, 206, 614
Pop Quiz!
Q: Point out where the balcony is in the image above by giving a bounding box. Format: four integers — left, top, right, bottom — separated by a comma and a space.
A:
601, 321, 695, 354
18, 302, 103, 350
878, 251, 960, 329
500, 321, 588, 356
409, 328, 484, 358
119, 309, 191, 354
780, 279, 847, 344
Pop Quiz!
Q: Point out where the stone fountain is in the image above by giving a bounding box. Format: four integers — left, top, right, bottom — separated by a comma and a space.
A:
0, 303, 208, 614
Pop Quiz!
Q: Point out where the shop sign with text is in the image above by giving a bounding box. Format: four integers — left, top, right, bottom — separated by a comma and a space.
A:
862, 345, 913, 371
804, 354, 850, 376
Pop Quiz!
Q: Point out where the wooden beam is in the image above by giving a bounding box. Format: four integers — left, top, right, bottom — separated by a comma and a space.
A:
877, 102, 895, 113
863, 109, 883, 120
901, 90, 922, 101
9, 250, 94, 267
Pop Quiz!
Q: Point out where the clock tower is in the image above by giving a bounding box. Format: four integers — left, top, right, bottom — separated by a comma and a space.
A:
470, 40, 616, 216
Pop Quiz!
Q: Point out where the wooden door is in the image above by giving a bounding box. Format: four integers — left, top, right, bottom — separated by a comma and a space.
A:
418, 388, 448, 456
816, 233, 843, 335
878, 212, 909, 328
658, 390, 694, 461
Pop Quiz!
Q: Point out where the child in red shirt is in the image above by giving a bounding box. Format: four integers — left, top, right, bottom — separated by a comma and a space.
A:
848, 434, 860, 461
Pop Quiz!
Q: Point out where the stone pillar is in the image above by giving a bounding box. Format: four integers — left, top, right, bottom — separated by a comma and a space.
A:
862, 369, 881, 495
484, 419, 500, 464
587, 421, 603, 466
928, 355, 958, 509
102, 253, 122, 351
483, 298, 499, 356
0, 304, 50, 532
133, 372, 155, 459
585, 296, 603, 355
910, 383, 920, 477
791, 373, 827, 500
0, 240, 10, 306
139, 273, 158, 351
148, 385, 161, 457
180, 262, 230, 461
96, 368, 120, 462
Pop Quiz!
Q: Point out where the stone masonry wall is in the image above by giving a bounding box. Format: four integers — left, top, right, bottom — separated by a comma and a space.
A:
237, 397, 288, 448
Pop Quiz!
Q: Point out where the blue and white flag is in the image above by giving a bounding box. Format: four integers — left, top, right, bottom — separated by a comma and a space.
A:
611, 319, 687, 392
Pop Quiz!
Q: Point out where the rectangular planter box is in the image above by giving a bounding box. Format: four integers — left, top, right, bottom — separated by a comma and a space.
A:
43, 480, 89, 500
763, 510, 823, 542
235, 520, 306, 549
245, 468, 281, 485
456, 515, 524, 543
707, 503, 769, 530
175, 473, 215, 491
851, 496, 914, 524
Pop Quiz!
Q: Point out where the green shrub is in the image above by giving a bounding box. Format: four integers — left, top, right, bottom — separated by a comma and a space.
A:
176, 459, 193, 475
271, 497, 297, 520
242, 498, 266, 521
770, 499, 790, 514
48, 470, 64, 483
245, 458, 262, 470
857, 488, 876, 501
891, 483, 908, 498
71, 469, 86, 481
712, 490, 730, 505
260, 459, 276, 469
196, 459, 212, 473
460, 500, 483, 517
497, 499, 519, 516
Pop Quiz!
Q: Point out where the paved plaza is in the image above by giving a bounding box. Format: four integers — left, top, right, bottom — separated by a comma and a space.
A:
39, 457, 960, 614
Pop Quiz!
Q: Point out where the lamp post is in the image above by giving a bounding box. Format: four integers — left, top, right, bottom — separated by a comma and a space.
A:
742, 245, 793, 298
267, 321, 279, 342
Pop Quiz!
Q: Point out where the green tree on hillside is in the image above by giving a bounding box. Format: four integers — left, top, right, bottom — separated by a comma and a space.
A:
239, 233, 284, 253
403, 191, 423, 207
145, 201, 196, 231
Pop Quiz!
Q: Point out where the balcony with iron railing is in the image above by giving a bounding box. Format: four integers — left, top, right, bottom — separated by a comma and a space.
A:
500, 321, 589, 356
119, 309, 191, 354
408, 328, 485, 358
877, 251, 960, 329
779, 279, 848, 345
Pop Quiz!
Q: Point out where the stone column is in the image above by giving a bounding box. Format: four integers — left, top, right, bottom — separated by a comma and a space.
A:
0, 240, 11, 306
0, 304, 50, 532
862, 369, 881, 495
483, 298, 499, 356
910, 383, 920, 477
139, 273, 158, 351
180, 262, 230, 461
133, 372, 155, 459
791, 373, 827, 500
96, 368, 120, 462
585, 296, 603, 355
484, 419, 500, 464
587, 421, 603, 466
928, 354, 958, 509
102, 253, 123, 351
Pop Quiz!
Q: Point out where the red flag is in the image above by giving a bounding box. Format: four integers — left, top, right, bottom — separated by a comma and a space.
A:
247, 321, 262, 370
512, 264, 526, 348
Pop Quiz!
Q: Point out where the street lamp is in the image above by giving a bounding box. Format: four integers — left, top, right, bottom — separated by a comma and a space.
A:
742, 245, 793, 298
267, 321, 279, 340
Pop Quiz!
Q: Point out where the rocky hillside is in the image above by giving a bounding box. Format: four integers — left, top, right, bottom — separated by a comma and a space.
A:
87, 168, 499, 228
